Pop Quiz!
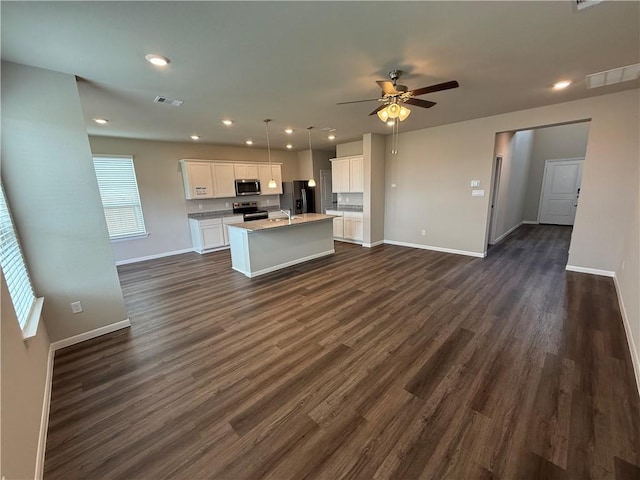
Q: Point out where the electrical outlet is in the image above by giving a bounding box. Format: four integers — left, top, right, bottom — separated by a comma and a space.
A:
622, 260, 626, 271
346, 197, 349, 203
71, 301, 83, 314
198, 203, 203, 210
225, 202, 230, 208
421, 229, 426, 236
266, 199, 270, 205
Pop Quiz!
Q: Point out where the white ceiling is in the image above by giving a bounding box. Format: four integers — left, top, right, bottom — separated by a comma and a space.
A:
2, 1, 639, 151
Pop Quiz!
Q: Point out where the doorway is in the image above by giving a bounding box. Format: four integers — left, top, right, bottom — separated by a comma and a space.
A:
488, 155, 503, 245
319, 169, 336, 213
538, 158, 583, 225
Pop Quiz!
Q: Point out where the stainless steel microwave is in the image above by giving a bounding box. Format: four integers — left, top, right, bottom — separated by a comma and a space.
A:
235, 179, 261, 196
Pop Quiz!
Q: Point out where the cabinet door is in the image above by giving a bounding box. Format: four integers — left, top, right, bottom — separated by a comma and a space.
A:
343, 216, 363, 241
201, 223, 225, 249
258, 164, 283, 195
213, 164, 236, 198
349, 156, 364, 192
234, 163, 259, 180
270, 165, 283, 194
333, 216, 344, 238
331, 159, 350, 193
183, 162, 214, 199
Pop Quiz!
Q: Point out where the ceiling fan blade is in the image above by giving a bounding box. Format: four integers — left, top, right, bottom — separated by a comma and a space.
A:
376, 80, 398, 95
336, 98, 381, 105
405, 98, 437, 109
368, 104, 386, 116
409, 80, 459, 97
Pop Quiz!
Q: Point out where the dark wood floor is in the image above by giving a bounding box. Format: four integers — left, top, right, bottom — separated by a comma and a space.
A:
44, 225, 640, 479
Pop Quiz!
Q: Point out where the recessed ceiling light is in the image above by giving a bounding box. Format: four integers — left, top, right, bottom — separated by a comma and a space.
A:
328, 135, 336, 140
245, 140, 254, 145
284, 128, 294, 134
222, 119, 233, 126
553, 80, 571, 90
145, 54, 170, 66
93, 118, 108, 124
190, 135, 200, 140
286, 144, 293, 149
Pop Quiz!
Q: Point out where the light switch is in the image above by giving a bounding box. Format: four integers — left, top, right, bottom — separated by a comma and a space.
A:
391, 183, 397, 188
472, 190, 485, 197
470, 180, 480, 187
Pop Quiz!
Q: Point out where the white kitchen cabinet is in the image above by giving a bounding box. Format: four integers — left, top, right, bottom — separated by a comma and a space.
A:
258, 164, 283, 194
343, 212, 363, 241
182, 162, 215, 199
223, 215, 243, 245
213, 164, 236, 198
332, 216, 344, 237
349, 156, 364, 192
189, 218, 225, 253
331, 156, 363, 193
181, 160, 282, 200
331, 158, 350, 193
234, 163, 259, 180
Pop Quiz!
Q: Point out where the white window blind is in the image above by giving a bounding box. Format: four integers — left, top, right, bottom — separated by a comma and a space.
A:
0, 182, 37, 329
92, 156, 147, 240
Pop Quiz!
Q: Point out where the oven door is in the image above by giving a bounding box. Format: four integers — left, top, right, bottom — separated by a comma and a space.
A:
235, 179, 261, 196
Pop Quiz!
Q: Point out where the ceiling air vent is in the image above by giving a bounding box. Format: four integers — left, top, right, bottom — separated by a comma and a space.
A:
154, 96, 184, 107
575, 0, 603, 10
587, 63, 640, 89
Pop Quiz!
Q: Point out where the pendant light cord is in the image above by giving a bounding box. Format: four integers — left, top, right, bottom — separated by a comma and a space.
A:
264, 119, 272, 165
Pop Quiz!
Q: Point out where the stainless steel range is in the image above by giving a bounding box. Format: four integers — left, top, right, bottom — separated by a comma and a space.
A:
233, 201, 268, 221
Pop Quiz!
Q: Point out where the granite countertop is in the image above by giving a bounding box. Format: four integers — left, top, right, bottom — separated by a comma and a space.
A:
326, 205, 363, 212
228, 213, 334, 232
187, 210, 236, 220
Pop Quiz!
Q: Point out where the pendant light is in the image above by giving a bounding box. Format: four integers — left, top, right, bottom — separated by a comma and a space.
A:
307, 127, 316, 187
264, 119, 277, 189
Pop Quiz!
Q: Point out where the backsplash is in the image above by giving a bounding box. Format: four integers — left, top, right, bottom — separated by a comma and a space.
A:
185, 195, 280, 214
337, 192, 363, 207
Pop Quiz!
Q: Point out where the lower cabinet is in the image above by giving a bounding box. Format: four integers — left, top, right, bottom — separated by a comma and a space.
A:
190, 215, 243, 253
326, 210, 363, 243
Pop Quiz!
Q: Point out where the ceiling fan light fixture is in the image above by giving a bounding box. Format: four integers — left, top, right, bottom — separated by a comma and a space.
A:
398, 105, 411, 121
386, 120, 395, 126
387, 103, 401, 119
377, 108, 389, 122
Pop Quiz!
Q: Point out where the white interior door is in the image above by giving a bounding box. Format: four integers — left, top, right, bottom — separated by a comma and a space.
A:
538, 158, 583, 225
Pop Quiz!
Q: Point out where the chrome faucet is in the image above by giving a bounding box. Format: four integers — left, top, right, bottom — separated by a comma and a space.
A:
280, 209, 292, 221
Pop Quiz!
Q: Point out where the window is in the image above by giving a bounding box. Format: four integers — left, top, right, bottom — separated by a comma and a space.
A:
0, 182, 41, 337
92, 155, 147, 240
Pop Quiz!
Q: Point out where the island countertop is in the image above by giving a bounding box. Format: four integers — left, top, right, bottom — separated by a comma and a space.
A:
228, 213, 335, 233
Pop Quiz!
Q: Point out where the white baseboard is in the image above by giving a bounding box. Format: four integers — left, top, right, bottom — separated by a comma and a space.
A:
565, 265, 615, 277
115, 248, 193, 266
522, 220, 539, 224
50, 319, 131, 351
35, 345, 55, 480
233, 249, 335, 278
383, 239, 486, 258
613, 274, 640, 397
363, 240, 384, 248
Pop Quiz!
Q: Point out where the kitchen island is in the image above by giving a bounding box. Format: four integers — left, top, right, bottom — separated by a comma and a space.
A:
227, 213, 335, 278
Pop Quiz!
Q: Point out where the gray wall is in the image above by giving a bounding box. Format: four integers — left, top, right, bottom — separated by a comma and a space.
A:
336, 140, 363, 157
1, 273, 51, 480
89, 136, 302, 262
1, 62, 128, 342
523, 121, 590, 222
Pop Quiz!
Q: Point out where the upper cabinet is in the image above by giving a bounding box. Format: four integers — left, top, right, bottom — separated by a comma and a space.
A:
234, 163, 259, 180
182, 161, 215, 199
258, 164, 283, 195
331, 155, 363, 193
180, 160, 282, 200
212, 164, 236, 198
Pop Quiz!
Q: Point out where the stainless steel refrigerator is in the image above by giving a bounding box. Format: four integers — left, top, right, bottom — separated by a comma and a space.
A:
280, 181, 315, 214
